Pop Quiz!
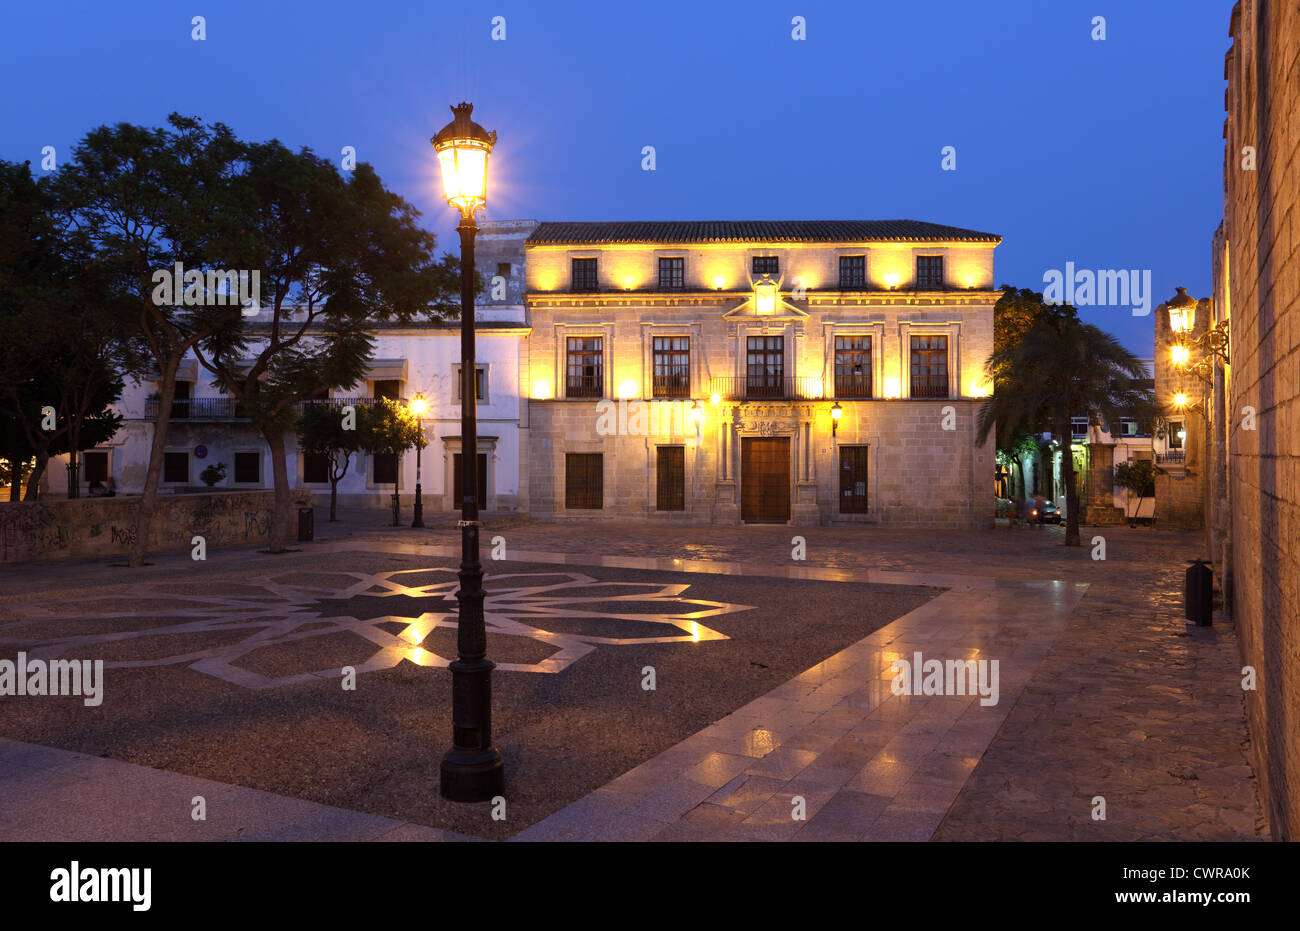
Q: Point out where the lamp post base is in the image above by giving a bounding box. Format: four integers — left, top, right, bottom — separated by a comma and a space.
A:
412, 482, 424, 528
439, 747, 505, 802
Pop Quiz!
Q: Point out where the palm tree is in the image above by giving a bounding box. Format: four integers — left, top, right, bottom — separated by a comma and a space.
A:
978, 313, 1151, 546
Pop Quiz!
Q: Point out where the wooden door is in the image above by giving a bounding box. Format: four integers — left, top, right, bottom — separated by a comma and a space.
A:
741, 437, 790, 522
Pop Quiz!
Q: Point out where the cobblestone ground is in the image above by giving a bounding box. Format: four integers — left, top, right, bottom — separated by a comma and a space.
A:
338, 515, 1263, 841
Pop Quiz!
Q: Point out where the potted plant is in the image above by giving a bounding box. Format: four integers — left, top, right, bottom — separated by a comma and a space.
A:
199, 462, 227, 487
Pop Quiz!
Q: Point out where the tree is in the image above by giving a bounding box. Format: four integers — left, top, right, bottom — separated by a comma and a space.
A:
0, 160, 129, 500
296, 403, 362, 521
1114, 459, 1157, 526
193, 141, 460, 552
55, 115, 256, 564
359, 398, 426, 523
977, 309, 1151, 546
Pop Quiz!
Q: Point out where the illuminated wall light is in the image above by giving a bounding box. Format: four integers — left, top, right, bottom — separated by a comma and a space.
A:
1174, 392, 1188, 408
1171, 344, 1190, 365
531, 379, 553, 400
713, 275, 726, 290
883, 377, 901, 399
806, 376, 824, 399
618, 379, 639, 399
710, 392, 721, 406
968, 380, 992, 398
754, 281, 777, 314
883, 273, 901, 290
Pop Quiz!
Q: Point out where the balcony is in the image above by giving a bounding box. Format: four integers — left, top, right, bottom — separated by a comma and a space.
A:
909, 376, 950, 399
565, 375, 603, 399
833, 375, 873, 399
652, 371, 690, 399
709, 375, 824, 401
1156, 449, 1185, 464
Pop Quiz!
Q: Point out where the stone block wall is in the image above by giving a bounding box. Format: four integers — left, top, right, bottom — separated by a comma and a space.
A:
1220, 0, 1300, 839
0, 490, 310, 563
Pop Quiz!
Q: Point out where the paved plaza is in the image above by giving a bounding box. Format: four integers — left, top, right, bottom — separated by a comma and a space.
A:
0, 515, 1265, 841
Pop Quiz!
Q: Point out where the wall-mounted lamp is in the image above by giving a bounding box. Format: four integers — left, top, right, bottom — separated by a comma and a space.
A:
831, 401, 842, 437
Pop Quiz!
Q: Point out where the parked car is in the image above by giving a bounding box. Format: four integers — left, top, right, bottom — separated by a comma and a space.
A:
1031, 501, 1062, 524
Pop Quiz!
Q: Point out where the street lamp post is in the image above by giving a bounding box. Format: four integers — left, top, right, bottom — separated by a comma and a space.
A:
432, 102, 504, 802
410, 392, 427, 528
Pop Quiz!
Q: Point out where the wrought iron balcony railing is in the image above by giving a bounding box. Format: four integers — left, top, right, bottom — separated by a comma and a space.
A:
833, 375, 873, 399
652, 371, 690, 398
1156, 449, 1186, 464
709, 375, 824, 401
565, 375, 603, 399
909, 376, 950, 399
145, 396, 388, 421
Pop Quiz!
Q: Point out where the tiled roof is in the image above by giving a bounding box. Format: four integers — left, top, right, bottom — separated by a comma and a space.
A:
527, 220, 1001, 245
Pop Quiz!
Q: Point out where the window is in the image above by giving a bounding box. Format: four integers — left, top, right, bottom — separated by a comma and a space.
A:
303, 452, 330, 484
571, 257, 598, 291
453, 453, 489, 510
1168, 420, 1185, 449
839, 446, 869, 513
170, 380, 192, 420
82, 451, 109, 485
1119, 417, 1141, 436
834, 335, 872, 398
566, 336, 603, 398
656, 445, 685, 511
1071, 417, 1089, 438
453, 365, 488, 402
746, 336, 785, 398
916, 255, 945, 290
234, 451, 261, 484
909, 335, 948, 398
652, 336, 690, 398
752, 255, 779, 276
565, 453, 603, 509
373, 379, 401, 400
839, 255, 866, 289
496, 262, 511, 279
373, 453, 398, 485
163, 451, 189, 484
658, 257, 684, 290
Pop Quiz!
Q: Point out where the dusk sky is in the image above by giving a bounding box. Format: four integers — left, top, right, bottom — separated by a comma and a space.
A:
1, 0, 1231, 355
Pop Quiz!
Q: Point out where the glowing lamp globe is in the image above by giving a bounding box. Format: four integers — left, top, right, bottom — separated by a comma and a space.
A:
410, 392, 427, 417
431, 103, 497, 214
1167, 287, 1197, 335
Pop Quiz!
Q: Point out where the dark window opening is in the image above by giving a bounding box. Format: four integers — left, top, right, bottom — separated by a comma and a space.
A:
752, 256, 779, 276
658, 257, 684, 290
83, 451, 109, 485
571, 257, 598, 291
916, 256, 945, 290
565, 453, 603, 509
234, 451, 260, 484
839, 255, 866, 289
839, 445, 869, 513
656, 445, 686, 511
164, 452, 189, 484
303, 451, 330, 484
373, 453, 398, 485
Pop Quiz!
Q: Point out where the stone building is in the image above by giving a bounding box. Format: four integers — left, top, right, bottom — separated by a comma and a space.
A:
1153, 293, 1211, 529
1214, 0, 1299, 840
520, 220, 1001, 527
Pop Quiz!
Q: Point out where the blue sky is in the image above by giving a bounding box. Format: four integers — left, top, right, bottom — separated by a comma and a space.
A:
0, 0, 1232, 355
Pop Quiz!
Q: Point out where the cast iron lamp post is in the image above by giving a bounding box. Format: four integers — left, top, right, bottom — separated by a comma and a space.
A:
432, 102, 504, 801
410, 392, 427, 528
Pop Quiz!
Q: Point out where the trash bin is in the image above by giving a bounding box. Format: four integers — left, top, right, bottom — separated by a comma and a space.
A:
1185, 559, 1213, 626
297, 507, 314, 543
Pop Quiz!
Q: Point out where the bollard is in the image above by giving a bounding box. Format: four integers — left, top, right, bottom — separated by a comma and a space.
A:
297, 507, 314, 543
1185, 559, 1213, 626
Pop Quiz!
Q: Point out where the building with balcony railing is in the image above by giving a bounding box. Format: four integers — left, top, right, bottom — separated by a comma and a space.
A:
522, 219, 1002, 527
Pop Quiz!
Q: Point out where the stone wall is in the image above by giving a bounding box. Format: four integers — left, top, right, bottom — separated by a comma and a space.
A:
1220, 0, 1300, 840
0, 490, 310, 564
527, 397, 994, 529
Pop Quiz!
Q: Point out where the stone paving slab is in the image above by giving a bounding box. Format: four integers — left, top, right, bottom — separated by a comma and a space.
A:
0, 737, 475, 842
512, 574, 1087, 841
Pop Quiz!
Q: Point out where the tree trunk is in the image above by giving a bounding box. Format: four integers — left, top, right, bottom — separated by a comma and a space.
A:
67, 416, 82, 500
265, 428, 292, 553
23, 451, 48, 501
9, 459, 21, 504
130, 357, 180, 567
1060, 420, 1081, 546
329, 479, 339, 521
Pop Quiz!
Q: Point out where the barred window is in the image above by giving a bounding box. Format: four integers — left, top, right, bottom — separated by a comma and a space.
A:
652, 336, 690, 398
834, 335, 872, 398
566, 336, 603, 398
909, 334, 948, 398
